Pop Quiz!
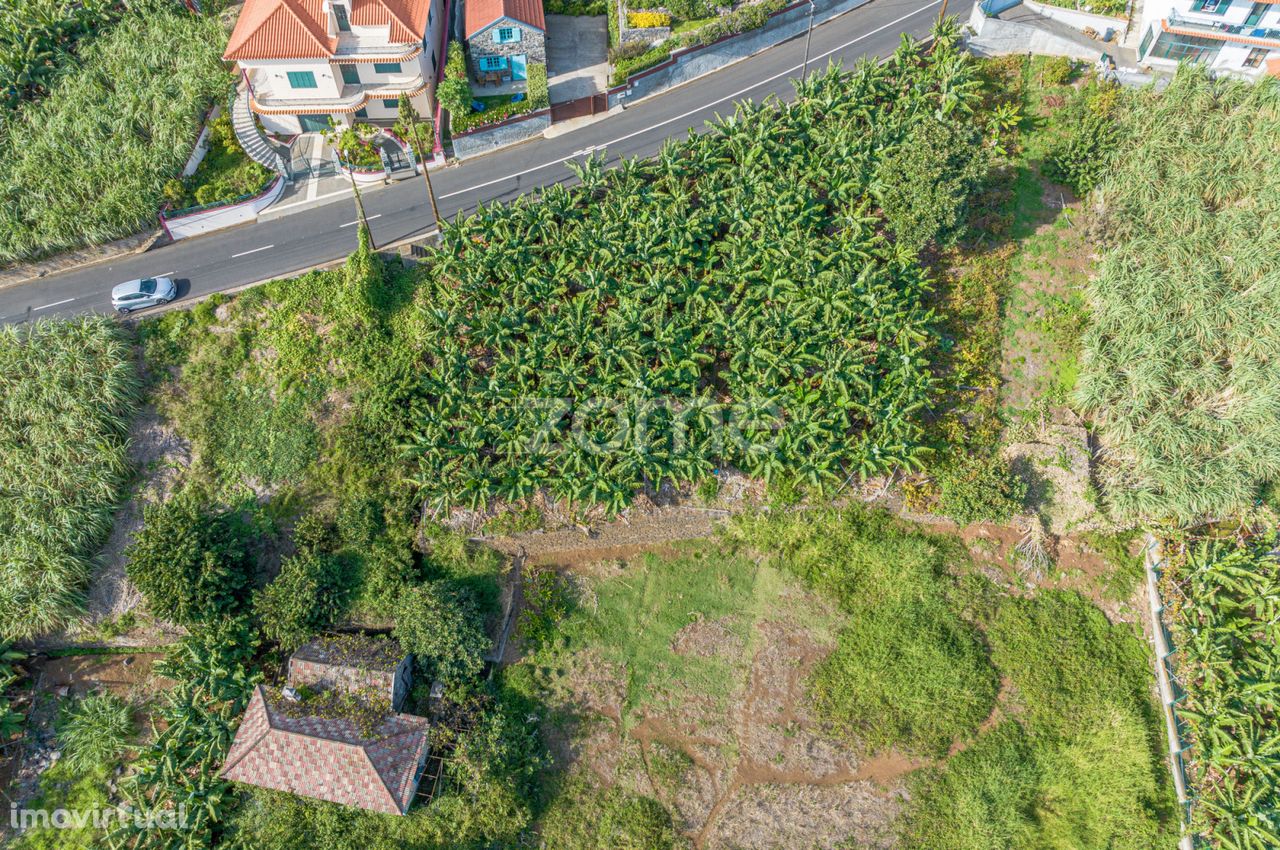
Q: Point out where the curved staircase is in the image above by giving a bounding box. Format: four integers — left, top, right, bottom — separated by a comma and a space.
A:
232, 87, 291, 181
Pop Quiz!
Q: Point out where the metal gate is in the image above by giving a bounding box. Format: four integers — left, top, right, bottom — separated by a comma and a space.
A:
551, 92, 608, 123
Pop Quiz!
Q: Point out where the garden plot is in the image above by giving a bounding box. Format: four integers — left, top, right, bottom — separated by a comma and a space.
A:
514, 542, 910, 849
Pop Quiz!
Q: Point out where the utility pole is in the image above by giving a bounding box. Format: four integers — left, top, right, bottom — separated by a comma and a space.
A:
338, 144, 373, 248
939, 0, 949, 21
801, 0, 817, 81
395, 95, 443, 231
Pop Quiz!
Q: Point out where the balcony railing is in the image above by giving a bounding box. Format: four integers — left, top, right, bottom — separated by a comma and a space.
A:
1167, 9, 1280, 41
250, 76, 429, 113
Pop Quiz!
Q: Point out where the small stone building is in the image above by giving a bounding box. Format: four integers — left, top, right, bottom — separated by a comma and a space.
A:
464, 0, 546, 84
221, 635, 428, 815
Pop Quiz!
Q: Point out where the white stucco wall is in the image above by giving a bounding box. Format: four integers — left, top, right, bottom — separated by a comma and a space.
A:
1137, 0, 1280, 74
163, 176, 286, 240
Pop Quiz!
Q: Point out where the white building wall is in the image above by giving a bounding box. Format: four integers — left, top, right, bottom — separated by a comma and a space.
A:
1138, 0, 1280, 76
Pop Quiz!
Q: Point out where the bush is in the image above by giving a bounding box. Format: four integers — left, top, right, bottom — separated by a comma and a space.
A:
935, 453, 1027, 526
257, 551, 354, 650
527, 62, 549, 110
125, 491, 259, 626
1039, 56, 1074, 86
545, 0, 608, 11
609, 44, 671, 85
172, 112, 273, 210
1043, 109, 1120, 195
58, 692, 133, 772
438, 41, 472, 119
874, 116, 989, 253
392, 583, 490, 685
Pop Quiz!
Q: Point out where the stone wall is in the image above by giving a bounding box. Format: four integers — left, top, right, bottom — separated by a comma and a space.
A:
289, 658, 399, 703
467, 17, 546, 80
451, 109, 551, 159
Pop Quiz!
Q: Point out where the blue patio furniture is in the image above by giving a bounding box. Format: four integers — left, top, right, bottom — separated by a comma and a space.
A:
471, 99, 486, 112
510, 92, 526, 103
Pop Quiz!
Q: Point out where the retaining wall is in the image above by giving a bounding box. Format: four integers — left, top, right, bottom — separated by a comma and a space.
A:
451, 110, 552, 159
608, 0, 873, 107
966, 3, 1107, 59
162, 176, 286, 240
1023, 0, 1124, 36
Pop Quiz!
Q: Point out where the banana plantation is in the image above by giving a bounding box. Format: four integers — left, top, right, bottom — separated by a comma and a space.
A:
0, 0, 118, 110
1161, 536, 1280, 850
406, 36, 987, 514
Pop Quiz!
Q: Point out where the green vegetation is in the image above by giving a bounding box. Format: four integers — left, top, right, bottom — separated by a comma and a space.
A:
163, 113, 273, 210
257, 549, 354, 651
58, 692, 135, 772
729, 506, 997, 757
901, 589, 1173, 850
0, 318, 137, 640
11, 759, 114, 850
539, 778, 688, 850
125, 490, 261, 626
544, 0, 608, 12
437, 41, 472, 120
1164, 535, 1280, 849
412, 35, 990, 515
0, 0, 119, 109
0, 644, 24, 742
1077, 69, 1280, 525
0, 0, 229, 262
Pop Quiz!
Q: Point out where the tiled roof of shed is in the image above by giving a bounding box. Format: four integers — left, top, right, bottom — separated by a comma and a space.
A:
220, 686, 429, 815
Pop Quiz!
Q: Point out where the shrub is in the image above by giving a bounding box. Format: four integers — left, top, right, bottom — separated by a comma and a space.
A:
935, 453, 1027, 526
438, 41, 472, 119
545, 0, 608, 12
874, 116, 989, 253
0, 318, 137, 640
609, 44, 671, 85
628, 10, 671, 27
1039, 56, 1074, 86
1043, 110, 1120, 195
257, 551, 354, 650
527, 62, 549, 110
58, 692, 133, 772
392, 583, 490, 685
608, 39, 651, 63
0, 646, 23, 742
125, 491, 259, 626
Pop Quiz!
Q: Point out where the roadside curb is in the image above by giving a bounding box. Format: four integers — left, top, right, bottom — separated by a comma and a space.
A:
136, 227, 442, 319
0, 229, 169, 294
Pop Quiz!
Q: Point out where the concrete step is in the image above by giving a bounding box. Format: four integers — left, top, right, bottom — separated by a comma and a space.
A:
231, 88, 290, 178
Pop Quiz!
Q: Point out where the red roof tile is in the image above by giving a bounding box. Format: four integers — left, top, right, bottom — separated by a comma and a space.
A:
225, 0, 434, 62
221, 686, 430, 815
465, 0, 545, 39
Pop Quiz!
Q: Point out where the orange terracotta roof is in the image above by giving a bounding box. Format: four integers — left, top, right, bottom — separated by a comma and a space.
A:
221, 686, 430, 815
1161, 18, 1280, 48
225, 0, 433, 62
465, 0, 545, 39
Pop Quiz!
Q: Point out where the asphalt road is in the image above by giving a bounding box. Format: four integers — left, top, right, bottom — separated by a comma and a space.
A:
0, 0, 969, 324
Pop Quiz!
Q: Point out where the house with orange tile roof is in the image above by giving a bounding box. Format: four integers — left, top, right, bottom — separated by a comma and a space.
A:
463, 0, 546, 86
224, 0, 449, 135
1137, 0, 1280, 77
220, 635, 431, 815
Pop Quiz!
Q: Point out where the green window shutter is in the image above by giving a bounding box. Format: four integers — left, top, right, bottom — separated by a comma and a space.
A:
373, 62, 402, 73
340, 64, 360, 84
382, 98, 399, 109
287, 71, 318, 89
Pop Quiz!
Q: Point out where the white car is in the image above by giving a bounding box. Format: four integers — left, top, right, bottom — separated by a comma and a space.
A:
111, 277, 176, 314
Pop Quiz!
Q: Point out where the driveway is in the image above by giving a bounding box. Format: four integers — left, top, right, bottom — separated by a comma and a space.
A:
545, 14, 609, 103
